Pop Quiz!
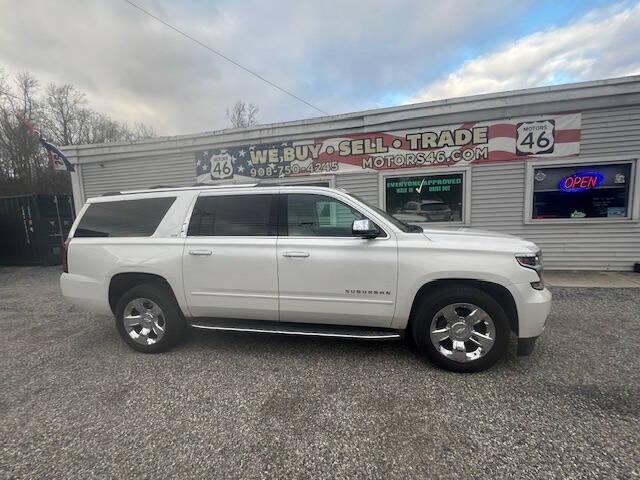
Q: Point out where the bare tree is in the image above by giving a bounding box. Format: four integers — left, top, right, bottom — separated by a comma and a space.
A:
42, 83, 88, 146
124, 122, 156, 142
0, 70, 156, 195
226, 101, 259, 128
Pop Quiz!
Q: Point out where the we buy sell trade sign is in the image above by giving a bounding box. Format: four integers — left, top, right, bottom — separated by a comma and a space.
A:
195, 113, 581, 183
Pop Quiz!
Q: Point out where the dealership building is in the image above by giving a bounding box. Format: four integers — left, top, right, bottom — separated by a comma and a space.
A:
65, 77, 640, 271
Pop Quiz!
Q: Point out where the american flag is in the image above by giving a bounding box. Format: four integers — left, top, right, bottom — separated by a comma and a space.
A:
40, 137, 75, 172
196, 142, 293, 181
17, 115, 74, 172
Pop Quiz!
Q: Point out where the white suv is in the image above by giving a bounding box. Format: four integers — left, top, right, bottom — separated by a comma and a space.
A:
60, 185, 551, 372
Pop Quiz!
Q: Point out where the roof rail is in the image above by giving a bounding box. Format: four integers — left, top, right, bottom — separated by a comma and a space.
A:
118, 183, 259, 195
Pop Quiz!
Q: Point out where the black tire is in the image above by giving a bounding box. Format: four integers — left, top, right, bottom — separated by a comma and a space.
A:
115, 283, 185, 353
411, 286, 510, 372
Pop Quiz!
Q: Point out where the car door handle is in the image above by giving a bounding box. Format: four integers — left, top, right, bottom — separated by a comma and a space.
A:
188, 249, 212, 256
282, 251, 310, 258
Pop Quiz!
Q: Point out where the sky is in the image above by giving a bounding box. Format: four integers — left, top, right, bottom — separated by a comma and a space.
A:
0, 0, 639, 136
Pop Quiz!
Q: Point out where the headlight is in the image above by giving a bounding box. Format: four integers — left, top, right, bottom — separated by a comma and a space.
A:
516, 251, 545, 290
516, 251, 542, 270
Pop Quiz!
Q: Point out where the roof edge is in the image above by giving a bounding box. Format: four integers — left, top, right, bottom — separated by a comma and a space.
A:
66, 75, 640, 154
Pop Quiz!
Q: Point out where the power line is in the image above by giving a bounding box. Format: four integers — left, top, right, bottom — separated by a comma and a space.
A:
122, 0, 330, 116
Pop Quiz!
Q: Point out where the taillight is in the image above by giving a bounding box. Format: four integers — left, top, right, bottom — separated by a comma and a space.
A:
62, 239, 70, 273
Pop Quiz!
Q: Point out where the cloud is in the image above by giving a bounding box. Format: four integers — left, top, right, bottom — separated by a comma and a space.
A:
408, 2, 640, 103
0, 0, 533, 135
1, 1, 637, 136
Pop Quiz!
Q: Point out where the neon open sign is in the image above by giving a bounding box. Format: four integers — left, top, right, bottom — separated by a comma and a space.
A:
559, 171, 604, 193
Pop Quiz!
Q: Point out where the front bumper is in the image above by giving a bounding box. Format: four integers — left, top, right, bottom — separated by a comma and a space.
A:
508, 283, 552, 339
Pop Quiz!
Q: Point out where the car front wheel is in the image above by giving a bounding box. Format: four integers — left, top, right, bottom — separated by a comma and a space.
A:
412, 286, 510, 372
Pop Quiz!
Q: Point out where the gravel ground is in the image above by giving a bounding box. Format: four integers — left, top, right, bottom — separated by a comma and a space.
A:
1, 266, 639, 479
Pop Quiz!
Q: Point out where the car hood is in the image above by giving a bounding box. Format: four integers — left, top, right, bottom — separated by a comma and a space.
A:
421, 227, 539, 254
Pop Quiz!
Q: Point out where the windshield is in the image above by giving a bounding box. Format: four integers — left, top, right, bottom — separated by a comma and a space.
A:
347, 192, 423, 233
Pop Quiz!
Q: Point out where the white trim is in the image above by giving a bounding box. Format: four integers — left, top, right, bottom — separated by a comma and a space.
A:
524, 155, 639, 224
70, 163, 85, 214
378, 166, 472, 226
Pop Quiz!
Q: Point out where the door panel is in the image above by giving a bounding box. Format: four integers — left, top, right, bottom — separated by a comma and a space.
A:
277, 237, 397, 326
183, 237, 278, 320
182, 193, 278, 320
277, 193, 397, 327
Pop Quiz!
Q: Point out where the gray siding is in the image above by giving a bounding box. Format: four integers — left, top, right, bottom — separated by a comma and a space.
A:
82, 153, 194, 198
335, 173, 379, 205
581, 106, 640, 156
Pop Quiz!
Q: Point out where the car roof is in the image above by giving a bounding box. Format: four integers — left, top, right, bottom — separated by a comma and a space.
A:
92, 184, 342, 202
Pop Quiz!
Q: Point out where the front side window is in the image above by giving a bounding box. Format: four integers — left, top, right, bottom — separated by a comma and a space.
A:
285, 194, 364, 237
385, 173, 464, 223
74, 197, 176, 237
532, 163, 633, 220
188, 194, 276, 236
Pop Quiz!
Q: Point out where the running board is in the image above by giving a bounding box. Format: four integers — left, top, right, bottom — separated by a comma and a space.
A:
188, 318, 402, 340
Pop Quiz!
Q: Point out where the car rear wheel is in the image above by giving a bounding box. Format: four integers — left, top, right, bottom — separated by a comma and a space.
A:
412, 286, 510, 372
115, 283, 185, 353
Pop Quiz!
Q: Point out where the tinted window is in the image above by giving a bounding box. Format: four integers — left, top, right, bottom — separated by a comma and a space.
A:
285, 194, 364, 237
188, 195, 276, 236
532, 163, 632, 219
75, 197, 176, 237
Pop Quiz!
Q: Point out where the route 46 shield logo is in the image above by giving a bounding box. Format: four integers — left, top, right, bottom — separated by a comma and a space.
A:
516, 120, 555, 156
210, 153, 234, 180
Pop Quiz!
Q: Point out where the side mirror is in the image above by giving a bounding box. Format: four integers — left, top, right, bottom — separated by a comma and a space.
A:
352, 218, 380, 239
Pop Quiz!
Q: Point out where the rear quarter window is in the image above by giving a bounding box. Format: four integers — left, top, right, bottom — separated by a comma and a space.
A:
74, 197, 176, 237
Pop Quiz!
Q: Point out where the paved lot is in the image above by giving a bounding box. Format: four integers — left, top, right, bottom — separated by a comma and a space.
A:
1, 267, 639, 479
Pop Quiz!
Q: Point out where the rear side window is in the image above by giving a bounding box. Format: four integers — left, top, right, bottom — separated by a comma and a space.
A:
188, 194, 276, 236
74, 197, 176, 237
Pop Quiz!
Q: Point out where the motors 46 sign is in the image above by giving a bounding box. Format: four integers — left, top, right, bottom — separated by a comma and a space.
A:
195, 113, 581, 183
516, 120, 555, 155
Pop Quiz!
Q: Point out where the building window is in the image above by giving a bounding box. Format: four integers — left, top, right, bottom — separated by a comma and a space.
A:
385, 172, 464, 223
532, 162, 633, 220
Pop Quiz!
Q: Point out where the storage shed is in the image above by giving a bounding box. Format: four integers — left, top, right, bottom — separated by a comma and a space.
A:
0, 194, 74, 265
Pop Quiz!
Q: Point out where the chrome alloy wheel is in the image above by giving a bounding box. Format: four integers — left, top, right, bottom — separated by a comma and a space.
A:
123, 298, 166, 345
429, 303, 496, 363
